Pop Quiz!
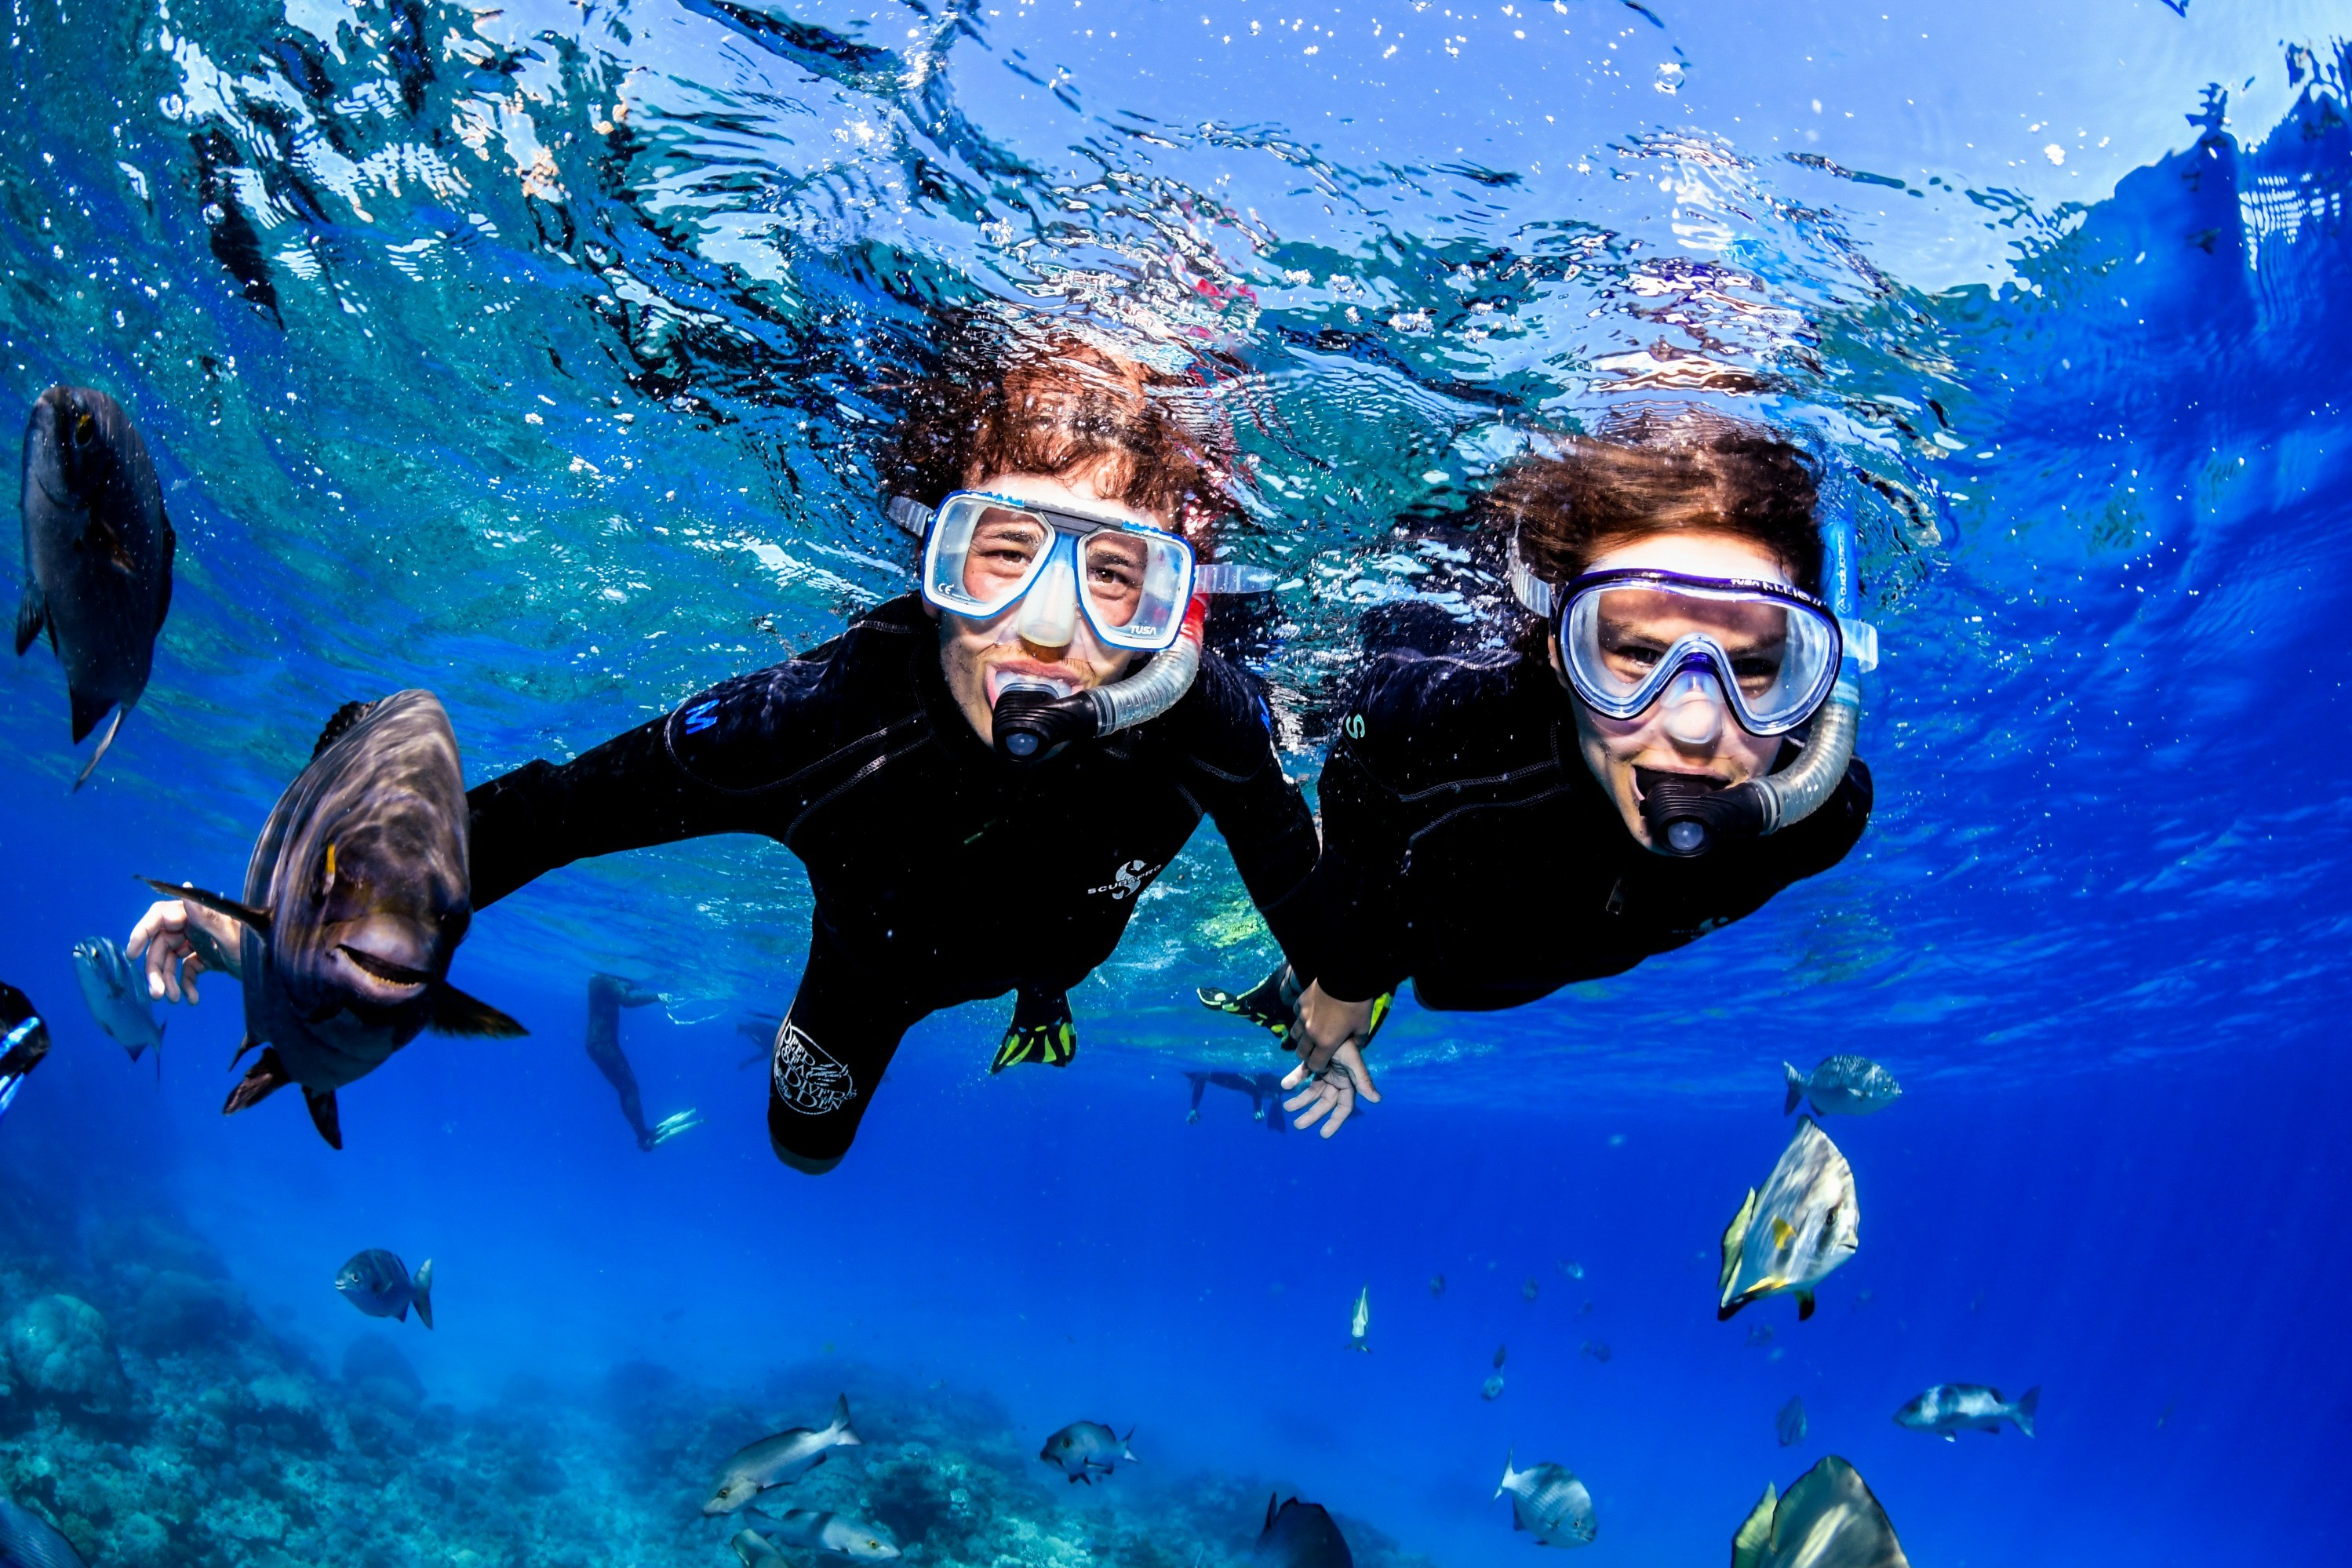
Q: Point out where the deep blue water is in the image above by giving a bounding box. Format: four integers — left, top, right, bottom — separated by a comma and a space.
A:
3, 2, 2350, 1566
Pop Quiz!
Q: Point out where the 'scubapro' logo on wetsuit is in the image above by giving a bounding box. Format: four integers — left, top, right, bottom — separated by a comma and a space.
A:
771, 1019, 855, 1115
1087, 859, 1158, 901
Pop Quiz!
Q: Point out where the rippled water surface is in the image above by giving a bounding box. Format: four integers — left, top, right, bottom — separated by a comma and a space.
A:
2, 3, 2348, 1566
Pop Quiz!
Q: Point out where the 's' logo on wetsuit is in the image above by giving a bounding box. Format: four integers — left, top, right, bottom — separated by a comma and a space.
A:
681, 700, 721, 735
1087, 859, 1158, 901
771, 1020, 854, 1115
1344, 713, 1367, 740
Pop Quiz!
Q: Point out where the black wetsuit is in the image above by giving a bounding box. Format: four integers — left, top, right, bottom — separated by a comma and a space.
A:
585, 973, 660, 1149
468, 595, 1319, 1173
1284, 642, 1871, 1010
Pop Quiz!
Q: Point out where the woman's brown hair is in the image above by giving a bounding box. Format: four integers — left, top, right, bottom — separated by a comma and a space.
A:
879, 315, 1237, 537
1491, 413, 1824, 596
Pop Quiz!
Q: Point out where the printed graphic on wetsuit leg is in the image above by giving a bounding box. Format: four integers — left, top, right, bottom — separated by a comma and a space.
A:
770, 1019, 856, 1115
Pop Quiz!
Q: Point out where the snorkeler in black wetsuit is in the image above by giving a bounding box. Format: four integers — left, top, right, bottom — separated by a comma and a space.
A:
471, 594, 1313, 1173
584, 974, 699, 1151
129, 331, 1316, 1174
1206, 422, 1873, 1137
1184, 1070, 1287, 1130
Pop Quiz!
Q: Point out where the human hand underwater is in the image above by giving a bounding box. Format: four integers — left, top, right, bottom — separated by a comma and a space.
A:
127, 892, 242, 1003
1281, 981, 1382, 1137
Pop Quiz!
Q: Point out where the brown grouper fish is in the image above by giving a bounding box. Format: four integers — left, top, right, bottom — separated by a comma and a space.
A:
146, 690, 522, 1147
13, 385, 175, 789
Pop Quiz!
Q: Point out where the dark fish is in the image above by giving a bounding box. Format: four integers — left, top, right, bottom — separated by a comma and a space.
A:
1039, 1420, 1134, 1485
1493, 1343, 1507, 1370
1893, 1383, 2039, 1439
705, 1395, 864, 1513
145, 693, 522, 1148
0, 1497, 89, 1568
1254, 1494, 1353, 1568
1775, 1395, 1807, 1447
1581, 1340, 1612, 1364
1522, 1276, 1539, 1302
72, 936, 164, 1062
336, 1248, 433, 1328
1729, 1456, 1909, 1568
1429, 1273, 1445, 1299
14, 386, 175, 788
0, 983, 53, 1126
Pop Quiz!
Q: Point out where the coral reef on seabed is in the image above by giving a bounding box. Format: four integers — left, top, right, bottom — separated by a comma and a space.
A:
0, 1205, 1430, 1568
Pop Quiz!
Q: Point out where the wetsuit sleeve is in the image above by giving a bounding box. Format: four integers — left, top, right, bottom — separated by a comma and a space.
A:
466, 664, 825, 909
1278, 660, 1421, 1003
1178, 656, 1323, 968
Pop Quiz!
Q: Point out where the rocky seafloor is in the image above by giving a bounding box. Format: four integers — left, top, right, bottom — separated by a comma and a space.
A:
0, 1192, 1433, 1568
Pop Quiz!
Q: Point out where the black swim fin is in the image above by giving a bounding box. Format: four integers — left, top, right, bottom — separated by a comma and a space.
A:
1196, 964, 1301, 1046
992, 987, 1076, 1073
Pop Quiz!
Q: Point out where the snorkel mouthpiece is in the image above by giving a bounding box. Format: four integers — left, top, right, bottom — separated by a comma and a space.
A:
992, 682, 1103, 762
1635, 768, 1769, 858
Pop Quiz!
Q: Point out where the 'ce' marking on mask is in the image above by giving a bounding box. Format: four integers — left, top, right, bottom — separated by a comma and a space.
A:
1090, 860, 1157, 900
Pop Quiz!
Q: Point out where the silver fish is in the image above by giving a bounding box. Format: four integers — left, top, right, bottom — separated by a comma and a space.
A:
13, 385, 175, 789
145, 692, 522, 1148
0, 1497, 89, 1568
1729, 1456, 1909, 1568
1480, 1374, 1505, 1402
746, 1509, 899, 1561
1783, 1056, 1902, 1117
731, 1530, 790, 1568
1346, 1285, 1370, 1351
71, 936, 163, 1062
335, 1249, 434, 1329
1718, 1118, 1859, 1322
0, 982, 52, 1126
1894, 1383, 2039, 1440
1775, 1395, 1807, 1448
705, 1395, 864, 1514
1495, 1453, 1595, 1548
1039, 1420, 1135, 1484
1254, 1495, 1353, 1568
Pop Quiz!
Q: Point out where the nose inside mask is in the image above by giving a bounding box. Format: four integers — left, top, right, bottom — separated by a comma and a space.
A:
1014, 535, 1080, 649
1659, 667, 1724, 746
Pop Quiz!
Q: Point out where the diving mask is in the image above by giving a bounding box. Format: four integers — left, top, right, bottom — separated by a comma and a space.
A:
911, 490, 1197, 654
1546, 568, 1845, 737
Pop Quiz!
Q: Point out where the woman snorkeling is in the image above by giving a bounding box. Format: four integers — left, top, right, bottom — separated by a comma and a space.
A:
1205, 417, 1874, 1136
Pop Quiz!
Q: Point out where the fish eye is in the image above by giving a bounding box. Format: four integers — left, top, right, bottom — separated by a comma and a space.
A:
72, 411, 94, 443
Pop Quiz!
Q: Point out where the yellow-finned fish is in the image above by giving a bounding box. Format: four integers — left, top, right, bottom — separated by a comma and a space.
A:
1718, 1118, 1859, 1322
1730, 1456, 1909, 1568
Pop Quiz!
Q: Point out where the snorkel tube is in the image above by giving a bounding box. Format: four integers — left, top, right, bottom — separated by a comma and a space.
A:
991, 594, 1208, 761
1636, 516, 1877, 857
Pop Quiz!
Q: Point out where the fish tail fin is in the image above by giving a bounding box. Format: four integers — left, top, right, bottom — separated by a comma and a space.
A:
1495, 1450, 1514, 1499
428, 981, 527, 1038
13, 580, 45, 657
71, 704, 129, 791
1265, 1493, 1279, 1532
223, 1046, 292, 1115
1782, 1063, 1805, 1115
2012, 1386, 2039, 1437
412, 1258, 434, 1330
145, 879, 271, 933
830, 1394, 863, 1446
303, 1086, 342, 1149
67, 685, 111, 746
1122, 1426, 1138, 1461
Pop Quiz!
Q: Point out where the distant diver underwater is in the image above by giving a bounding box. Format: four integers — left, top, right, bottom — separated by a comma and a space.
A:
1185, 1069, 1288, 1129
584, 973, 699, 1150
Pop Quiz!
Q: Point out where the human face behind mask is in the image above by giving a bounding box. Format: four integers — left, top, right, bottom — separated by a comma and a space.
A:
1555, 532, 1794, 851
931, 468, 1160, 746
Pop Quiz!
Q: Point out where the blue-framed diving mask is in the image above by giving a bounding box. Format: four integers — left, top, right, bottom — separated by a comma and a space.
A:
908, 490, 1198, 654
